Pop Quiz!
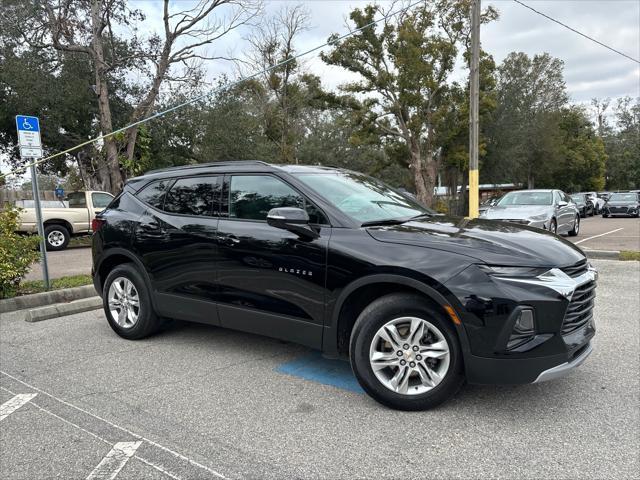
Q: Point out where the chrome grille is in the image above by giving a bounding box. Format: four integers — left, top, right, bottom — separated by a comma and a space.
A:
562, 281, 596, 335
561, 259, 588, 278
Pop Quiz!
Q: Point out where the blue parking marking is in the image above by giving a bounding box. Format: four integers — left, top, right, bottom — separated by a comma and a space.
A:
276, 352, 364, 394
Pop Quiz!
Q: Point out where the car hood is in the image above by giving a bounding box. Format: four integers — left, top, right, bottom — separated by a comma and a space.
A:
366, 215, 585, 267
606, 201, 638, 206
483, 205, 552, 219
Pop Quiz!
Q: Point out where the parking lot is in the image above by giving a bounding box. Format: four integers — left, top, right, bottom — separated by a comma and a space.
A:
566, 215, 640, 252
1, 258, 638, 479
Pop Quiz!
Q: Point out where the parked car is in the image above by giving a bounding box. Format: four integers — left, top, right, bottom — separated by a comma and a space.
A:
17, 190, 114, 250
602, 192, 640, 218
478, 196, 501, 215
570, 193, 595, 218
481, 189, 581, 235
92, 162, 596, 411
584, 191, 605, 214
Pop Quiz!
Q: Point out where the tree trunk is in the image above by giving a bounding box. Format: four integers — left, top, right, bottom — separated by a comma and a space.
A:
91, 0, 124, 194
527, 164, 535, 189
410, 144, 436, 207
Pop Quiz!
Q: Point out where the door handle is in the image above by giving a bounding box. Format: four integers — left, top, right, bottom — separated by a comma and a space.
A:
222, 235, 240, 246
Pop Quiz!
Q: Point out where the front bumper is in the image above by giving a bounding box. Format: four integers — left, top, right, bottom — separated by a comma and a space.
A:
534, 343, 592, 383
444, 262, 596, 385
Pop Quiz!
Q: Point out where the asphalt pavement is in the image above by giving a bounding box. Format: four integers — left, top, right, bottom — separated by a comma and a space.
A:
565, 215, 640, 252
1, 258, 638, 479
25, 246, 92, 282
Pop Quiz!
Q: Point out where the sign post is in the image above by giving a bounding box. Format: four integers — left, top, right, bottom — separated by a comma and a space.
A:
16, 115, 50, 290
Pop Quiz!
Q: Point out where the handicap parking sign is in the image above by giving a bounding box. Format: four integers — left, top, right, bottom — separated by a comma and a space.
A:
15, 115, 43, 158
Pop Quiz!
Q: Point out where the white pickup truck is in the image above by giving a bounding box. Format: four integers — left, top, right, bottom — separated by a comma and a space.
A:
17, 191, 114, 250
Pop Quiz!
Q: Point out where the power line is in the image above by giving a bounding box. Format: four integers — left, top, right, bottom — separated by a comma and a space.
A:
0, 0, 424, 180
513, 0, 640, 65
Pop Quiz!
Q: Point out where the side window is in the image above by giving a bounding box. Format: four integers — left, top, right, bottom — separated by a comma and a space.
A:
91, 192, 114, 208
229, 175, 304, 221
136, 179, 173, 210
163, 176, 219, 216
553, 191, 561, 205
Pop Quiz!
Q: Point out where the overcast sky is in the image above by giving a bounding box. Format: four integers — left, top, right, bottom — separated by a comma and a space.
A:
136, 0, 640, 105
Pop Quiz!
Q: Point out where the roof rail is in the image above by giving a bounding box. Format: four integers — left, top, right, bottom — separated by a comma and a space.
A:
145, 160, 271, 175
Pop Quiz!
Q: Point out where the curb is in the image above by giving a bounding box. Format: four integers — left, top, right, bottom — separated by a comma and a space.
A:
584, 250, 620, 260
24, 296, 102, 323
0, 285, 97, 314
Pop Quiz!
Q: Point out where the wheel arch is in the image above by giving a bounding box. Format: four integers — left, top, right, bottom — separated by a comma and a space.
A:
43, 219, 73, 234
95, 248, 153, 302
324, 274, 471, 358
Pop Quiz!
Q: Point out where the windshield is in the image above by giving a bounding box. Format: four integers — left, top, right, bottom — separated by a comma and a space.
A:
294, 172, 432, 223
609, 193, 637, 202
497, 191, 553, 206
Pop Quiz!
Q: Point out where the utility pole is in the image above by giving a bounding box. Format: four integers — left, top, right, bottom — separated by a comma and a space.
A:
468, 0, 480, 218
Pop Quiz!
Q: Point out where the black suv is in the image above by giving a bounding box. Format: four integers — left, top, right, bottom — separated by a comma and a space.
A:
92, 161, 596, 410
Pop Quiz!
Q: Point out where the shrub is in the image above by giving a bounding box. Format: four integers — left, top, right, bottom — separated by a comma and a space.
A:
0, 205, 40, 299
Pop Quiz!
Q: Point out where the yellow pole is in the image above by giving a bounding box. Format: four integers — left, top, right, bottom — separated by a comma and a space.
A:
468, 0, 480, 219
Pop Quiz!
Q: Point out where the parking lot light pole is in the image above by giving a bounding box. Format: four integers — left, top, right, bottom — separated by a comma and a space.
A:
468, 0, 480, 219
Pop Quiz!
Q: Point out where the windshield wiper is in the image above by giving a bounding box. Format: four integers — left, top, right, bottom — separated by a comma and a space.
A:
360, 217, 411, 227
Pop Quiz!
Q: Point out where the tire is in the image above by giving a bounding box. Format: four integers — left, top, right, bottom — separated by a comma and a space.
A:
550, 218, 557, 234
568, 215, 580, 236
102, 263, 160, 340
349, 293, 464, 411
44, 224, 70, 251
602, 213, 609, 218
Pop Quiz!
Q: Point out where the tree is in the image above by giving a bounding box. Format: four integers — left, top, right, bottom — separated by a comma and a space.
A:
603, 97, 640, 189
487, 52, 569, 188
321, 1, 497, 205
1, 0, 260, 193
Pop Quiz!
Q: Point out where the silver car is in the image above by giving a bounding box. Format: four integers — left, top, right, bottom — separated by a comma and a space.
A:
480, 189, 581, 236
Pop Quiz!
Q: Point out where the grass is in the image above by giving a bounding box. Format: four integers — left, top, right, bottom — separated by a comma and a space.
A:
619, 251, 640, 261
17, 274, 93, 296
69, 236, 93, 247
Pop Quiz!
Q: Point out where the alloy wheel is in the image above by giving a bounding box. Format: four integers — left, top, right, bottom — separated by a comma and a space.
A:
107, 277, 140, 329
47, 230, 65, 247
369, 316, 450, 395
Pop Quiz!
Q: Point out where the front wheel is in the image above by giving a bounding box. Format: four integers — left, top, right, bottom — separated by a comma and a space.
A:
102, 263, 160, 340
568, 215, 580, 236
550, 218, 558, 234
350, 293, 464, 411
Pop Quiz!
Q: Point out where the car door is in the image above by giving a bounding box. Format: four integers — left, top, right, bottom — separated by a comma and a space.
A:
215, 174, 330, 348
133, 175, 222, 325
558, 191, 574, 232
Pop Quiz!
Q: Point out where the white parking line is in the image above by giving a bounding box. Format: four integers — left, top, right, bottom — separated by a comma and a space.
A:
86, 441, 142, 480
0, 393, 37, 421
575, 228, 624, 245
0, 372, 226, 479
0, 386, 183, 480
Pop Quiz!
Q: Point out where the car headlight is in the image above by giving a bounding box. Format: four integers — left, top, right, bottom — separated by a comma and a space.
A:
479, 265, 550, 278
529, 213, 549, 221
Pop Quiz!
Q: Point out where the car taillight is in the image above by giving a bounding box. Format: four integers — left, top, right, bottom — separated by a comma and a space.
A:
92, 217, 105, 233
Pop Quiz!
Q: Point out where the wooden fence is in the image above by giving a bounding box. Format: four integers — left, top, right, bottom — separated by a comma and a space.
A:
0, 189, 58, 204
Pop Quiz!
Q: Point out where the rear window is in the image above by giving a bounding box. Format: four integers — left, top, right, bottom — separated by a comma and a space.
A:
163, 177, 219, 216
67, 192, 87, 208
136, 179, 173, 209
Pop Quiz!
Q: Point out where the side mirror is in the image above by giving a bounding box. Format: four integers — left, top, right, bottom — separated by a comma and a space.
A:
558, 201, 568, 207
267, 207, 319, 239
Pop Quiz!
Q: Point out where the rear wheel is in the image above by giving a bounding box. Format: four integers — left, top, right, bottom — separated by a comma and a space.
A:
102, 264, 160, 340
350, 293, 464, 411
568, 215, 580, 236
44, 224, 70, 251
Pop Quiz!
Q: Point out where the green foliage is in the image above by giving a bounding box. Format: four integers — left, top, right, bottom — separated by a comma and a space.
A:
601, 97, 640, 190
0, 205, 40, 299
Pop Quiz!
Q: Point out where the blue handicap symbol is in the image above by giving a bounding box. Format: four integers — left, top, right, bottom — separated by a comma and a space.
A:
276, 351, 364, 393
